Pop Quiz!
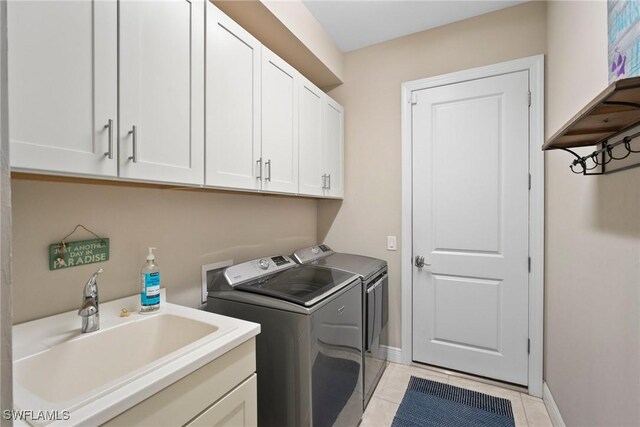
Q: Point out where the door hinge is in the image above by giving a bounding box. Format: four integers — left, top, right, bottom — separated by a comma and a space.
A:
528, 91, 531, 107
528, 173, 531, 190
410, 92, 418, 105
527, 338, 531, 354
528, 257, 531, 273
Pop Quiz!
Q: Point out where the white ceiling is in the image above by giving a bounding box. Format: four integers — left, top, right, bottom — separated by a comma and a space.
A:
303, 0, 529, 52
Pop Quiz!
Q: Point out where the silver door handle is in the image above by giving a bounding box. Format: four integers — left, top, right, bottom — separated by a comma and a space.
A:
327, 173, 331, 190
103, 119, 114, 159
415, 255, 430, 268
322, 174, 327, 189
265, 159, 271, 182
128, 125, 138, 163
256, 158, 262, 180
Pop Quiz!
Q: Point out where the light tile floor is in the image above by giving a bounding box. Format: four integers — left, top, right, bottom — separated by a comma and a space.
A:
362, 362, 553, 427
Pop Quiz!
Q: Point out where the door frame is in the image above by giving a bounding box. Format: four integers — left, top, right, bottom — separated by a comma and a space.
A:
400, 55, 544, 397
0, 0, 13, 413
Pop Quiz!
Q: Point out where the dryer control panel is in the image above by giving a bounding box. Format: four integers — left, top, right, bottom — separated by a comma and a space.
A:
224, 255, 295, 287
291, 244, 334, 264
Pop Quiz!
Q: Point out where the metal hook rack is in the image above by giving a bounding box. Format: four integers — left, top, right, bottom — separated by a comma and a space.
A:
543, 77, 640, 175
551, 128, 640, 175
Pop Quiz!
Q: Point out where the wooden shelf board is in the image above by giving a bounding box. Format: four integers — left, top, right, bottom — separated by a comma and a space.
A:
544, 76, 640, 150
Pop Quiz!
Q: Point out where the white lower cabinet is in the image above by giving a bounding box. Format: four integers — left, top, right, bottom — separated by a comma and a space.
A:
103, 338, 257, 427
187, 375, 257, 427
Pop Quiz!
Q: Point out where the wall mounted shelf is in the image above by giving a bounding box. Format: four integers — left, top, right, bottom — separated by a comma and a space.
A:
544, 76, 640, 175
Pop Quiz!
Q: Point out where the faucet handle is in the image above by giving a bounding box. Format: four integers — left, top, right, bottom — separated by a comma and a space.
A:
78, 298, 97, 317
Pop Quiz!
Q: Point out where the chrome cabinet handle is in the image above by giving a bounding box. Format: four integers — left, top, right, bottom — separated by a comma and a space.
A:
265, 159, 271, 182
128, 125, 138, 163
256, 158, 262, 180
321, 174, 327, 189
327, 173, 331, 190
103, 119, 113, 159
415, 255, 430, 268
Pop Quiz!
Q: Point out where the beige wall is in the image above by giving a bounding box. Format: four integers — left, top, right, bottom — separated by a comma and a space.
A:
319, 1, 547, 348
262, 0, 344, 83
212, 0, 343, 89
546, 1, 640, 425
11, 178, 317, 324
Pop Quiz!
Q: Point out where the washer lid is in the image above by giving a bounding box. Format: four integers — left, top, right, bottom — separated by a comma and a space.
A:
235, 265, 358, 307
308, 253, 387, 281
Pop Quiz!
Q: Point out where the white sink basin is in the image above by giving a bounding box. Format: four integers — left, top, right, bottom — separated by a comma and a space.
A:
12, 291, 260, 426
16, 314, 218, 403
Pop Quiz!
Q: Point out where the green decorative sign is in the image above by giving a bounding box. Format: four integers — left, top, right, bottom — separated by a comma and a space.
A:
49, 238, 109, 270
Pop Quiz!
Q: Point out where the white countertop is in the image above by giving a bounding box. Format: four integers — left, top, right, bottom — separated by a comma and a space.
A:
12, 291, 260, 427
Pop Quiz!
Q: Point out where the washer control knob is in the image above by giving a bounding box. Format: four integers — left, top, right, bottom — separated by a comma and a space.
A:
311, 246, 320, 254
258, 259, 270, 270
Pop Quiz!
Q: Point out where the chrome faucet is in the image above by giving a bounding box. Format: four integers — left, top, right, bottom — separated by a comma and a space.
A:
78, 268, 103, 333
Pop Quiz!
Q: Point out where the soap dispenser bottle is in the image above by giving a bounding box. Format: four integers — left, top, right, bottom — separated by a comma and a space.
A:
140, 247, 160, 313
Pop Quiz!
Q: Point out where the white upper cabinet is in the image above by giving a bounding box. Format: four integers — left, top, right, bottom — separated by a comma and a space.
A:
261, 47, 299, 194
298, 78, 345, 199
298, 77, 325, 197
8, 0, 118, 177
323, 97, 344, 198
205, 3, 261, 190
8, 1, 342, 198
119, 0, 204, 185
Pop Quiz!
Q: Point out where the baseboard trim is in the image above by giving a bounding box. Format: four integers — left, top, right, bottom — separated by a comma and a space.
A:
381, 345, 403, 364
543, 382, 566, 427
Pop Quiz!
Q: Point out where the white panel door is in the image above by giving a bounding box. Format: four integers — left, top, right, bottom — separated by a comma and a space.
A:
205, 3, 261, 190
261, 47, 299, 194
119, 0, 204, 185
412, 71, 530, 385
8, 0, 117, 177
298, 77, 324, 196
323, 97, 344, 198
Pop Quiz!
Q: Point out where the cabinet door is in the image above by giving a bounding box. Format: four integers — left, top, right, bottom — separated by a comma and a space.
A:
298, 77, 325, 196
187, 374, 257, 427
323, 97, 344, 198
8, 1, 117, 177
119, 0, 204, 185
261, 47, 299, 194
205, 3, 261, 190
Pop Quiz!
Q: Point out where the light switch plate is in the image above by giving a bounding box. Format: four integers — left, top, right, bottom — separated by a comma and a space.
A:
387, 236, 397, 251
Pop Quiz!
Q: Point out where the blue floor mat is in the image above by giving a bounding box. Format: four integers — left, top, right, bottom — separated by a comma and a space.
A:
391, 376, 515, 427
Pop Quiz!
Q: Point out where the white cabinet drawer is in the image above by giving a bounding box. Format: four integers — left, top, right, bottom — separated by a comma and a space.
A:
187, 374, 257, 427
